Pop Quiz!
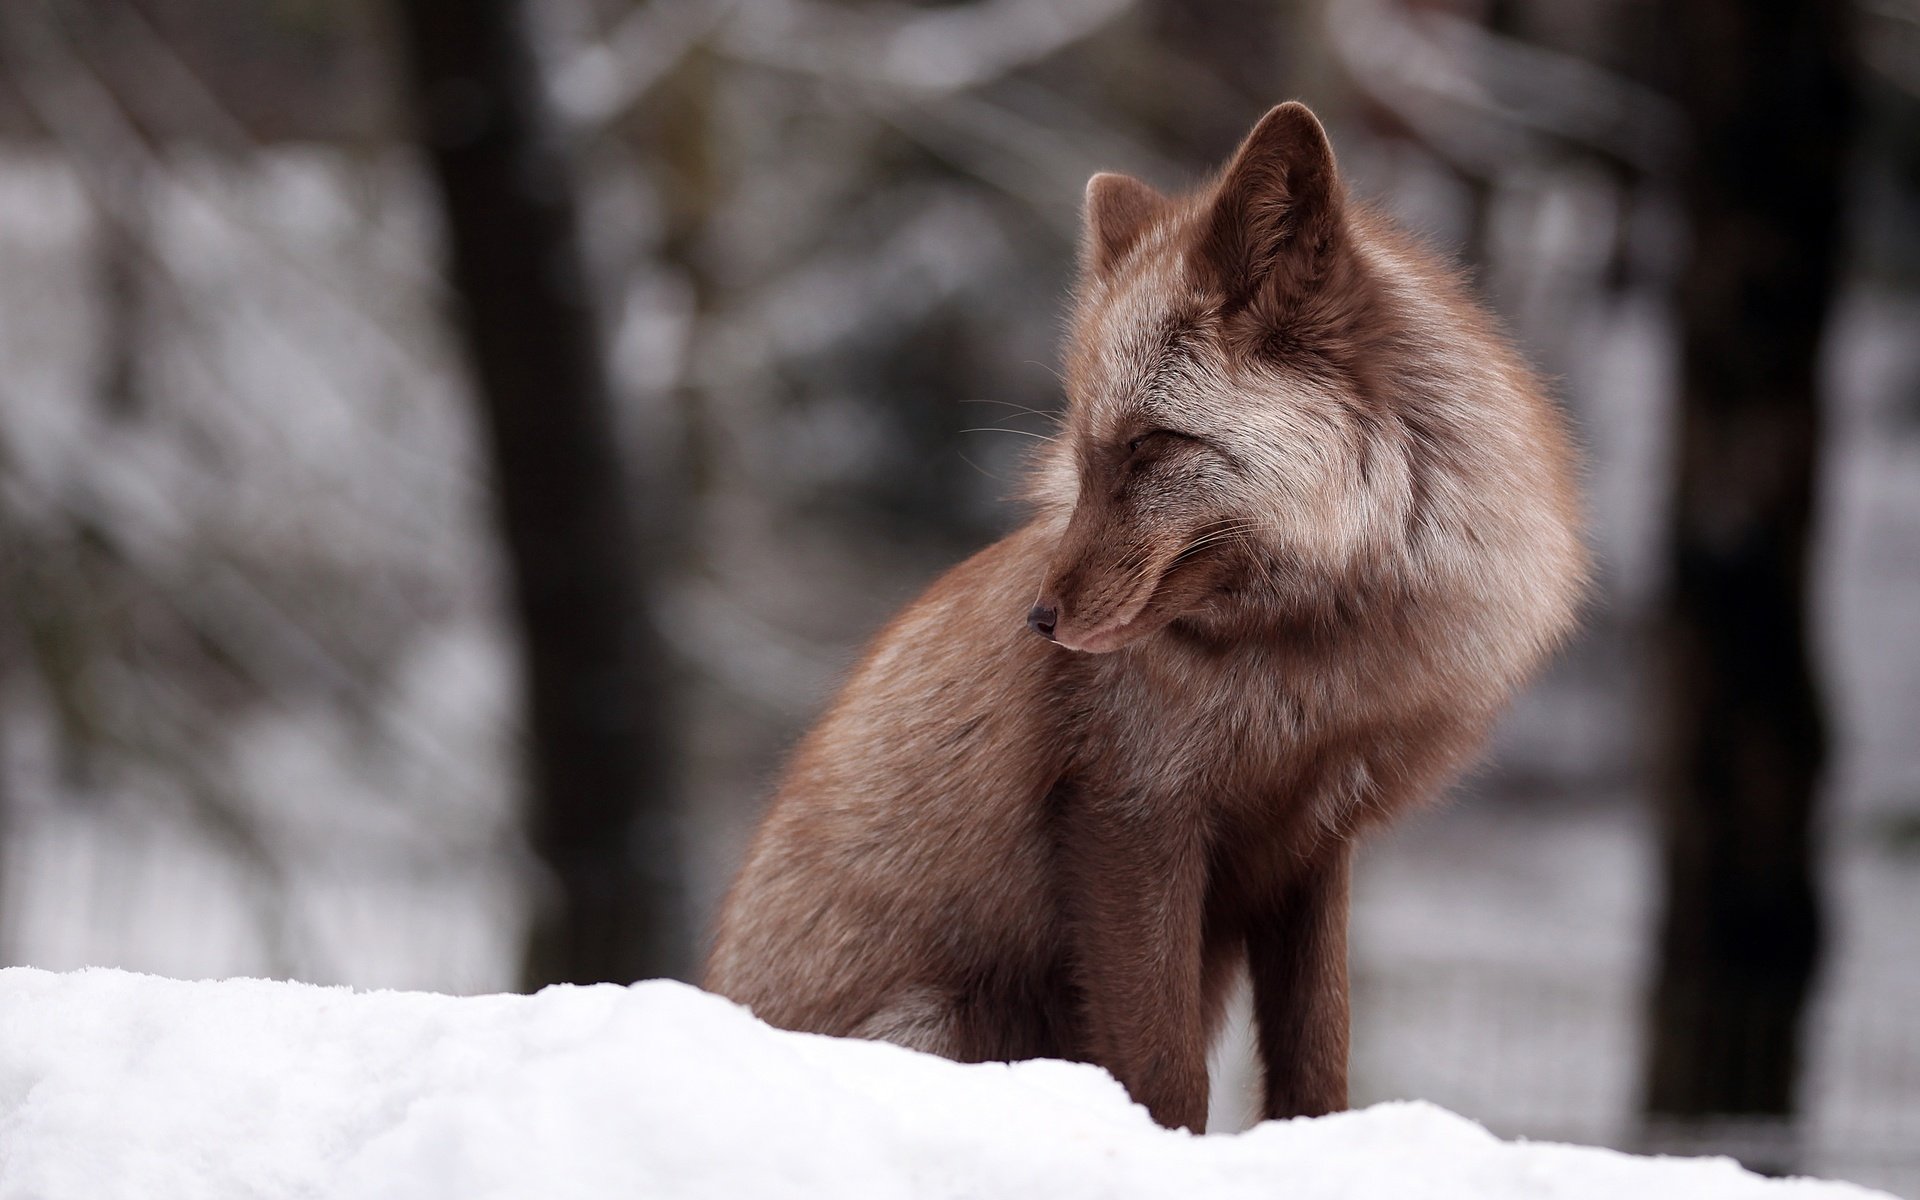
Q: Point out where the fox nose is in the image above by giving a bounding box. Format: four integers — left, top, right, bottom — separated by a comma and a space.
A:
1027, 602, 1058, 640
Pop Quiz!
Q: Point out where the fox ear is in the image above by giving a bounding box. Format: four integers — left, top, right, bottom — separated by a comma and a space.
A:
1199, 102, 1342, 304
1082, 172, 1167, 278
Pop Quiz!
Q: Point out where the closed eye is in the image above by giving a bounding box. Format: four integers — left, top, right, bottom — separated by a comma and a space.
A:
1125, 428, 1208, 457
1123, 428, 1244, 478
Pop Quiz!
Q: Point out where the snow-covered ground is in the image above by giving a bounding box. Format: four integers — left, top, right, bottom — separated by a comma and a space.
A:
0, 967, 1895, 1200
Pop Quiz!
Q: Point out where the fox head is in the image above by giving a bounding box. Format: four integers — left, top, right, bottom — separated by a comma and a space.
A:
1028, 101, 1399, 654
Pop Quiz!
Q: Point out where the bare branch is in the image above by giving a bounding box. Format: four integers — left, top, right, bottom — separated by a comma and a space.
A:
1326, 0, 1683, 177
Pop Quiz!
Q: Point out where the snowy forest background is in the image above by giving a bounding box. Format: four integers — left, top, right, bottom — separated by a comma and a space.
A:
0, 0, 1914, 1194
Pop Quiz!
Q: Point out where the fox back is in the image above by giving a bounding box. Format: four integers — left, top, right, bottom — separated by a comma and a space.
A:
705, 102, 1587, 1132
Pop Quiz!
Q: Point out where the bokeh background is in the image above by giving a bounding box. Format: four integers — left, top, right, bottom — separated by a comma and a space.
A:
0, 0, 1915, 1192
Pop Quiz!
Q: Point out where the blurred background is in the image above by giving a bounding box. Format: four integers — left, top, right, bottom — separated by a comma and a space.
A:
0, 0, 1914, 1191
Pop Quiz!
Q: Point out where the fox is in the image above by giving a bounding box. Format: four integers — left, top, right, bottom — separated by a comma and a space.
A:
704, 101, 1587, 1132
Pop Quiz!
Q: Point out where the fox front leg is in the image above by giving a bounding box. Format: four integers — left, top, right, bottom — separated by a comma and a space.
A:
1057, 784, 1212, 1131
1246, 843, 1352, 1120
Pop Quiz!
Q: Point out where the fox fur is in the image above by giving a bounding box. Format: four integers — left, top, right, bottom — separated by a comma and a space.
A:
704, 102, 1587, 1132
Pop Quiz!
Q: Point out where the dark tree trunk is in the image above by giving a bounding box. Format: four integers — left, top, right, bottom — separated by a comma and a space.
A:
391, 0, 687, 987
1644, 0, 1852, 1141
94, 157, 145, 421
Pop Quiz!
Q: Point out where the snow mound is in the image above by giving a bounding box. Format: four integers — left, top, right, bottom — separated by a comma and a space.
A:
0, 968, 1891, 1199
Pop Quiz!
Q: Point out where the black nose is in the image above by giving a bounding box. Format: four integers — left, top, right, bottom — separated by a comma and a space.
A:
1027, 603, 1058, 640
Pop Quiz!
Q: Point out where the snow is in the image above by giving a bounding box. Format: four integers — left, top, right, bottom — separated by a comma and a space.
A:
0, 968, 1892, 1200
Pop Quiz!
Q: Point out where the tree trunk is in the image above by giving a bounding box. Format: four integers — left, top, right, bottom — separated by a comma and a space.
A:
94, 156, 145, 421
1643, 0, 1851, 1146
391, 0, 687, 987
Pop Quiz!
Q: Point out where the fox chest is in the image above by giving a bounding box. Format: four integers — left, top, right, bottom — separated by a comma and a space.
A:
1073, 656, 1392, 842
1083, 654, 1323, 782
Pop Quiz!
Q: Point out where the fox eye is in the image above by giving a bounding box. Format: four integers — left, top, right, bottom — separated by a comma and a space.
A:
1125, 429, 1188, 456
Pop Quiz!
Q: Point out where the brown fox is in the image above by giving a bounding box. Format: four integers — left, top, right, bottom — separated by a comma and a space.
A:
705, 102, 1586, 1132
